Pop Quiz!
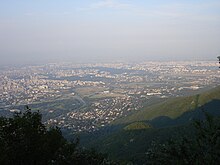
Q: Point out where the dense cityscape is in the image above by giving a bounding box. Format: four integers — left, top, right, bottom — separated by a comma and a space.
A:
1, 61, 220, 132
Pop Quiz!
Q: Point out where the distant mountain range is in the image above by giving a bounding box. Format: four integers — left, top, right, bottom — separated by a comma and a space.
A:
79, 85, 220, 163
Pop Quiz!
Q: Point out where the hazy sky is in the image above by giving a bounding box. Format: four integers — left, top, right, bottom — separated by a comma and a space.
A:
0, 0, 220, 65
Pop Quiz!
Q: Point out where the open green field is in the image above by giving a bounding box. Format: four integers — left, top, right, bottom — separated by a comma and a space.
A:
75, 87, 107, 97
89, 92, 125, 99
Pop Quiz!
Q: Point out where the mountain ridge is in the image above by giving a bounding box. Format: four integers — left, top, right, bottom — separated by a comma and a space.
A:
79, 86, 220, 163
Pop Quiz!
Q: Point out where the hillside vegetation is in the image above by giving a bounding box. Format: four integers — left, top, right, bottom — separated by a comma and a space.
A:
81, 107, 220, 163
0, 107, 115, 165
113, 86, 220, 125
123, 122, 152, 130
81, 124, 194, 162
79, 86, 220, 163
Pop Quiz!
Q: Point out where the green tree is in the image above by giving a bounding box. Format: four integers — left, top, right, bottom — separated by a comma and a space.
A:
0, 106, 114, 165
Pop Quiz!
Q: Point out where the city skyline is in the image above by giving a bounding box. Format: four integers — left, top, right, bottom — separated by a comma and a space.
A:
0, 0, 220, 65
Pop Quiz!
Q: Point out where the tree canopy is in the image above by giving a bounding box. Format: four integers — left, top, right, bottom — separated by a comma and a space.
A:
0, 106, 114, 165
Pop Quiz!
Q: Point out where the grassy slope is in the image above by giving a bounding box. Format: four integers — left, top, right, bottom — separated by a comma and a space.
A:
113, 86, 220, 125
123, 122, 151, 130
80, 86, 220, 163
84, 116, 220, 163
